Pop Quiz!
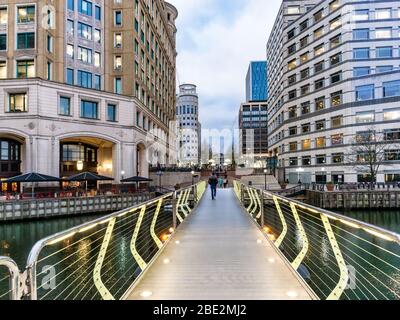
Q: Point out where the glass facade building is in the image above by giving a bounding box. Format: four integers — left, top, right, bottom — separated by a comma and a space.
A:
246, 61, 268, 102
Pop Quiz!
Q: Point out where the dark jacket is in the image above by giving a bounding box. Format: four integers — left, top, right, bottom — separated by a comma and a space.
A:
208, 176, 218, 187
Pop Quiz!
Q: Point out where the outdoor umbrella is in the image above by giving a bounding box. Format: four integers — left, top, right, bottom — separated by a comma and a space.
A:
121, 176, 153, 192
5, 172, 61, 198
66, 172, 114, 195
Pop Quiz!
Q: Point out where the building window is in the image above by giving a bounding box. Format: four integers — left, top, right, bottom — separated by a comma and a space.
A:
114, 56, 122, 70
316, 120, 325, 131
301, 102, 310, 115
329, 16, 341, 30
331, 134, 344, 146
330, 53, 341, 66
94, 74, 101, 90
16, 60, 34, 78
376, 65, 393, 74
383, 108, 400, 121
288, 106, 297, 119
300, 20, 308, 32
17, 6, 35, 23
376, 46, 393, 59
78, 0, 92, 16
300, 52, 309, 64
316, 155, 326, 164
300, 36, 308, 48
94, 52, 101, 67
302, 139, 311, 150
0, 8, 8, 24
67, 19, 74, 35
0, 34, 6, 51
315, 97, 325, 111
376, 8, 391, 20
314, 44, 324, 56
115, 78, 122, 94
0, 61, 6, 79
66, 68, 74, 85
356, 85, 374, 101
94, 29, 101, 44
375, 28, 391, 39
332, 153, 344, 164
68, 0, 74, 11
289, 142, 297, 151
353, 48, 370, 59
314, 61, 324, 73
8, 93, 27, 112
356, 111, 375, 124
354, 67, 370, 77
314, 78, 325, 90
114, 33, 122, 48
107, 104, 117, 122
288, 74, 296, 85
314, 26, 324, 40
59, 96, 71, 116
383, 80, 400, 98
314, 9, 323, 23
329, 0, 340, 12
354, 9, 369, 21
80, 100, 98, 119
289, 157, 298, 167
67, 44, 74, 58
331, 91, 342, 107
330, 34, 341, 48
77, 70, 92, 88
300, 68, 309, 80
95, 5, 101, 20
78, 22, 92, 40
302, 123, 311, 134
46, 61, 52, 80
331, 116, 343, 128
288, 59, 297, 71
78, 46, 92, 64
302, 156, 312, 166
330, 71, 342, 84
354, 29, 370, 40
114, 11, 122, 26
17, 32, 35, 49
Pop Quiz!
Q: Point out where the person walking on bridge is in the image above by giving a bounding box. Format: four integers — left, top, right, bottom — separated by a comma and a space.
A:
208, 173, 218, 200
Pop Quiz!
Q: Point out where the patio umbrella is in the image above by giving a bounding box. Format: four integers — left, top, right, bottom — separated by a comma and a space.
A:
5, 172, 61, 198
67, 172, 114, 194
121, 176, 153, 192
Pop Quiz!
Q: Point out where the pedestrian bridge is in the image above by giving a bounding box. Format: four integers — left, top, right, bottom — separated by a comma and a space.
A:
1, 181, 399, 300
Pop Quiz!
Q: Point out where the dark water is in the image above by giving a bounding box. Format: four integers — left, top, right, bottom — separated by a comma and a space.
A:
337, 209, 400, 234
0, 214, 105, 269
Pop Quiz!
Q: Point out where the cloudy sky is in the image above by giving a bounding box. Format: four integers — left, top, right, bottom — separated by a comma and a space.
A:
169, 0, 282, 131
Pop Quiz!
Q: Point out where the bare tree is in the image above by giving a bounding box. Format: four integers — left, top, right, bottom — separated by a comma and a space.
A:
346, 126, 398, 187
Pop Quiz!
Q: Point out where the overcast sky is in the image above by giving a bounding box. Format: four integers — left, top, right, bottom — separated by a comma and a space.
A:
169, 0, 282, 131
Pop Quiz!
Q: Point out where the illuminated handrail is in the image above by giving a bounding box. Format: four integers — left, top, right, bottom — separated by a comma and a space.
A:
21, 182, 205, 300
234, 181, 400, 300
0, 256, 20, 300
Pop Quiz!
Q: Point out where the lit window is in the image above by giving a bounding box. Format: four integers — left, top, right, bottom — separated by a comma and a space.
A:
16, 60, 35, 78
17, 6, 35, 23
376, 8, 391, 20
384, 108, 400, 121
356, 112, 374, 123
9, 93, 27, 112
375, 28, 391, 39
0, 8, 8, 24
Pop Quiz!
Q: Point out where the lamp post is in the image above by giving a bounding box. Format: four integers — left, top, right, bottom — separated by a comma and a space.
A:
121, 170, 125, 181
264, 169, 268, 190
191, 171, 195, 185
156, 171, 163, 190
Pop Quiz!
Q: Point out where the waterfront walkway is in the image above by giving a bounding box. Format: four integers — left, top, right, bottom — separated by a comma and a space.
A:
127, 189, 312, 300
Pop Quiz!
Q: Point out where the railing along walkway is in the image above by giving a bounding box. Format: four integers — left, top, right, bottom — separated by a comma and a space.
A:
126, 189, 313, 300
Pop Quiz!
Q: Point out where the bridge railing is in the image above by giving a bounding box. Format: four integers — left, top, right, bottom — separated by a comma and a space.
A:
0, 182, 206, 300
0, 256, 20, 300
234, 181, 400, 300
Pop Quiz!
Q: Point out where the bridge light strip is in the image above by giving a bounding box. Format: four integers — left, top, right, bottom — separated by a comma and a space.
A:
48, 232, 77, 245
320, 213, 349, 300
93, 217, 116, 300
150, 199, 164, 250
290, 203, 309, 270
130, 205, 148, 271
272, 196, 288, 248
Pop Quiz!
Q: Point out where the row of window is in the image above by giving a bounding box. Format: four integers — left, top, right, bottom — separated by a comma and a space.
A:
68, 0, 101, 20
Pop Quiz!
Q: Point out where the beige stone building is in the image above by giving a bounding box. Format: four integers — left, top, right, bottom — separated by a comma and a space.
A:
0, 0, 178, 192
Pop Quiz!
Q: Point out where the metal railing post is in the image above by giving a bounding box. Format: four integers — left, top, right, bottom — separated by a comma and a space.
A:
172, 191, 177, 230
0, 256, 21, 300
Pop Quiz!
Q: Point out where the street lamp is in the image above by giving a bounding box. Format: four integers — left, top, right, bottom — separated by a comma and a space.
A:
77, 160, 84, 171
296, 167, 305, 184
191, 170, 195, 185
121, 170, 125, 180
